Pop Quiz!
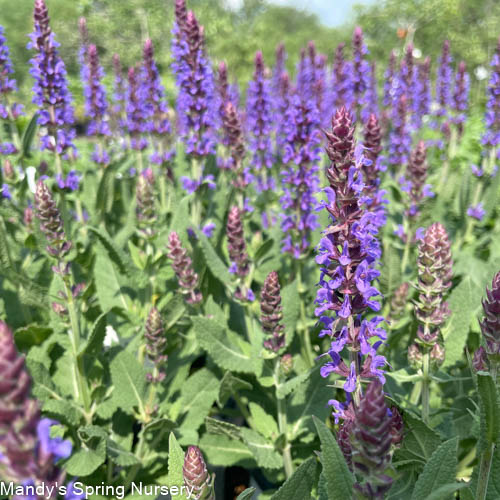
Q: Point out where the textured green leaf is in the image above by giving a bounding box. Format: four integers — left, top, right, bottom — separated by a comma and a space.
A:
249, 403, 279, 439
380, 242, 402, 295
94, 250, 131, 312
313, 417, 353, 499
240, 427, 282, 469
179, 368, 220, 431
42, 399, 82, 427
282, 279, 300, 347
169, 195, 192, 245
88, 226, 129, 274
107, 439, 140, 467
289, 366, 332, 439
424, 483, 468, 500
396, 413, 442, 464
218, 371, 253, 406
166, 433, 189, 500
411, 437, 458, 500
443, 276, 481, 367
198, 434, 256, 468
236, 488, 256, 500
192, 317, 254, 373
20, 113, 38, 158
194, 227, 233, 285
65, 445, 106, 476
109, 350, 148, 417
205, 417, 243, 440
477, 373, 500, 445
270, 457, 317, 500
79, 311, 107, 356
276, 370, 311, 399
14, 324, 52, 350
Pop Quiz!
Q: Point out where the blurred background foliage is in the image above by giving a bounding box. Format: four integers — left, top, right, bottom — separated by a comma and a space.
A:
2, 0, 500, 109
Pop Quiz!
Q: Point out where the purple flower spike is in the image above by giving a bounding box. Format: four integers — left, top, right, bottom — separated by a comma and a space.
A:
261, 271, 285, 353
279, 92, 321, 258
435, 40, 453, 118
482, 37, 500, 156
316, 107, 387, 422
451, 61, 469, 137
246, 51, 274, 191
172, 9, 216, 157
28, 0, 76, 157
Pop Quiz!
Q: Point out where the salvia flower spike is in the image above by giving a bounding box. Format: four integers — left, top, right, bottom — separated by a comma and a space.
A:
145, 307, 167, 383
351, 380, 393, 499
0, 321, 72, 489
316, 107, 387, 420
479, 270, 500, 359
28, 0, 76, 158
167, 231, 202, 305
183, 445, 215, 500
34, 180, 71, 265
136, 167, 156, 239
261, 271, 285, 353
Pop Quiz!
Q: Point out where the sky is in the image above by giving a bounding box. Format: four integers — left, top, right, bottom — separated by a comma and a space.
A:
269, 0, 376, 27
225, 0, 377, 27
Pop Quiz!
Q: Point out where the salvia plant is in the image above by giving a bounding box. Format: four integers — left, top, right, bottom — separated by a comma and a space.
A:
1, 1, 500, 499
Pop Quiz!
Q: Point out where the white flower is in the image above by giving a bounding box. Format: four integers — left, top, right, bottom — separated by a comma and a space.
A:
103, 325, 119, 348
26, 166, 37, 194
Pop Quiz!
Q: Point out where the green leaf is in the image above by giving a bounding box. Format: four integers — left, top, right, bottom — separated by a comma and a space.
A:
94, 250, 131, 313
198, 434, 256, 468
254, 238, 274, 263
88, 226, 129, 274
387, 369, 422, 384
282, 280, 300, 347
65, 445, 106, 476
79, 311, 107, 356
218, 371, 253, 406
396, 413, 442, 464
443, 276, 482, 367
14, 324, 52, 350
169, 195, 192, 244
194, 227, 233, 285
248, 403, 279, 439
276, 370, 311, 399
107, 439, 141, 467
20, 113, 38, 158
109, 350, 148, 417
95, 164, 116, 215
166, 433, 189, 500
42, 399, 82, 427
380, 242, 402, 296
313, 416, 353, 499
192, 317, 254, 373
424, 483, 468, 500
179, 368, 220, 431
289, 366, 333, 439
205, 417, 243, 440
477, 373, 500, 446
236, 488, 256, 500
270, 457, 317, 500
240, 427, 282, 469
411, 437, 458, 500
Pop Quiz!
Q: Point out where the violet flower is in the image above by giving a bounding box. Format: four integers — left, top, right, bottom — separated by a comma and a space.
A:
246, 51, 274, 191
388, 94, 411, 169
172, 8, 216, 157
481, 36, 500, 158
280, 92, 321, 258
125, 66, 148, 151
412, 56, 432, 130
111, 53, 127, 133
348, 27, 371, 118
142, 39, 173, 165
331, 43, 350, 111
56, 170, 81, 192
0, 321, 75, 494
315, 107, 387, 422
81, 44, 110, 165
435, 40, 452, 118
0, 25, 23, 155
467, 203, 485, 221
451, 61, 469, 136
28, 0, 76, 157
360, 62, 379, 123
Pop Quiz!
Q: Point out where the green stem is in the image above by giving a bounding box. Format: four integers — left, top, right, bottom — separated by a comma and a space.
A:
349, 348, 361, 408
401, 222, 413, 276
191, 157, 202, 227
62, 276, 92, 422
475, 361, 498, 500
421, 351, 430, 424
297, 262, 314, 368
274, 359, 293, 479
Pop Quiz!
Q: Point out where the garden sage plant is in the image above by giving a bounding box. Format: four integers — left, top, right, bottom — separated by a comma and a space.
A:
0, 0, 500, 498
